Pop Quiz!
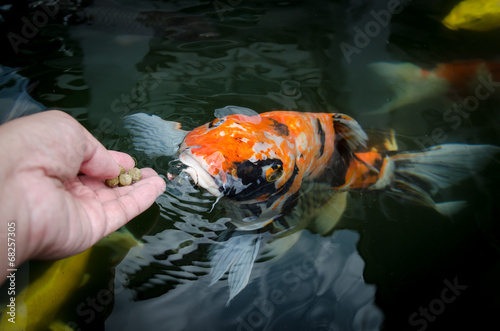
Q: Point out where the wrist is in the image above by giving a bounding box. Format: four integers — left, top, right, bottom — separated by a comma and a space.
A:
0, 121, 33, 278
0, 173, 31, 280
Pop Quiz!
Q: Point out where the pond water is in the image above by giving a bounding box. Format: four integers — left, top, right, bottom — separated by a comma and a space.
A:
1, 0, 500, 330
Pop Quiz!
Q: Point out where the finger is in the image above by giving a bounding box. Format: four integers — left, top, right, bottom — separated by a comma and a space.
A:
140, 167, 165, 181
125, 168, 166, 197
108, 151, 136, 171
101, 177, 166, 234
79, 130, 125, 179
132, 169, 166, 196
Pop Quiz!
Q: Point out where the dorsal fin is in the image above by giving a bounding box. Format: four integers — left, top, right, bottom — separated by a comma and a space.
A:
332, 113, 368, 151
214, 105, 259, 119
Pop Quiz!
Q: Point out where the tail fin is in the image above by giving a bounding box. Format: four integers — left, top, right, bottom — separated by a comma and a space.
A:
366, 62, 449, 114
379, 144, 500, 213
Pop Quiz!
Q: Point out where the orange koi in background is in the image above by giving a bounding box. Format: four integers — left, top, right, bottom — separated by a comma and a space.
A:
126, 105, 499, 303
368, 60, 500, 114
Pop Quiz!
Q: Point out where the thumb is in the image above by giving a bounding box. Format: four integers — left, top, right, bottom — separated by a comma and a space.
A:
79, 129, 135, 179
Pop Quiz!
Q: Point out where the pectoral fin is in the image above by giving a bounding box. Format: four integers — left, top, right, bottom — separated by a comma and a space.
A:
209, 232, 262, 305
333, 113, 368, 151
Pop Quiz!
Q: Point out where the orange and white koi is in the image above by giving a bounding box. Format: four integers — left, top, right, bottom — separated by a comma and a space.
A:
368, 60, 500, 113
125, 105, 499, 302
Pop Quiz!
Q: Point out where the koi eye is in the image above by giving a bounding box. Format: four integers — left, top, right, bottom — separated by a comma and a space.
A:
208, 118, 224, 129
265, 165, 283, 182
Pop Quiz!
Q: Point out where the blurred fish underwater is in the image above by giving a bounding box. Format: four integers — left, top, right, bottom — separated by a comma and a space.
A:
442, 0, 500, 32
43, 0, 219, 44
0, 229, 141, 330
367, 60, 500, 114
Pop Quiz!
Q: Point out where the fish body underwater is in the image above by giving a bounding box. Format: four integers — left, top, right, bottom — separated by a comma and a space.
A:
126, 106, 500, 303
59, 0, 219, 44
0, 229, 140, 330
442, 0, 500, 32
368, 60, 500, 113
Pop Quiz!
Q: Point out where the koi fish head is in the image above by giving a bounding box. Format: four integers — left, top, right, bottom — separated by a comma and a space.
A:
174, 113, 299, 213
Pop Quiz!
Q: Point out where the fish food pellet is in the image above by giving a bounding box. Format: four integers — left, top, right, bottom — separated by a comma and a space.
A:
105, 166, 143, 187
128, 167, 142, 181
119, 173, 133, 186
105, 177, 120, 187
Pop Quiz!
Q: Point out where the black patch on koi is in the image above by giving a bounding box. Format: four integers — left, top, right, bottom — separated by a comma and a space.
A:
325, 137, 352, 188
236, 159, 282, 185
269, 118, 289, 136
224, 159, 284, 201
372, 154, 384, 171
316, 118, 326, 157
208, 118, 224, 129
266, 163, 299, 208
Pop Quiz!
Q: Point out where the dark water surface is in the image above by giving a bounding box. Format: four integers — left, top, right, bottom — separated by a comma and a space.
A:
1, 0, 500, 330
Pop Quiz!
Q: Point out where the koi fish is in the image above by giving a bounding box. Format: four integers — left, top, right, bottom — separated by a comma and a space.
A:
0, 229, 141, 330
368, 60, 500, 113
442, 0, 500, 32
126, 106, 499, 302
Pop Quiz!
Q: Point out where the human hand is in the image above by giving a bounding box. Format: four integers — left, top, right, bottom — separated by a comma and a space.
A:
0, 110, 166, 274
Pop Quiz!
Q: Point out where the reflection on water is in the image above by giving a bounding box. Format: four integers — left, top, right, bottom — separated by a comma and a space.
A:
0, 0, 500, 330
110, 225, 383, 331
0, 66, 45, 123
107, 176, 383, 330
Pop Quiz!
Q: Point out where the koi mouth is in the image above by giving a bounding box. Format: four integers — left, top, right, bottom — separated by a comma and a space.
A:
168, 152, 222, 197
